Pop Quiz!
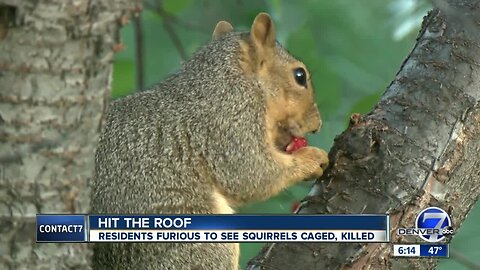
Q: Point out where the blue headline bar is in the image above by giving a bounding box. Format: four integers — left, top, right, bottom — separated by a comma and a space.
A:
88, 215, 388, 230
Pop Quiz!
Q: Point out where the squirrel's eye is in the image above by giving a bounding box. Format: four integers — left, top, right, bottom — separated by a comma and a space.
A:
293, 67, 307, 87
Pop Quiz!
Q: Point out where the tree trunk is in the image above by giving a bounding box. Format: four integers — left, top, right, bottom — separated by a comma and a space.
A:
249, 0, 480, 269
0, 1, 139, 269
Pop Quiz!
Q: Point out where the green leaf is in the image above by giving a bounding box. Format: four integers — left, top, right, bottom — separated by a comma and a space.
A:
163, 0, 193, 15
112, 60, 135, 99
240, 243, 264, 268
349, 90, 383, 115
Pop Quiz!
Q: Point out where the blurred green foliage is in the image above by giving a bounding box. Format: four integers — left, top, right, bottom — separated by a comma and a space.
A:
112, 0, 479, 269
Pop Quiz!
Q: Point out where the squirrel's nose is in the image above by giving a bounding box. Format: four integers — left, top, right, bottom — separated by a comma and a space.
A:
312, 119, 322, 134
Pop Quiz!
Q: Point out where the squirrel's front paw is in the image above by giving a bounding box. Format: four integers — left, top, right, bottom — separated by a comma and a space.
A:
291, 146, 329, 180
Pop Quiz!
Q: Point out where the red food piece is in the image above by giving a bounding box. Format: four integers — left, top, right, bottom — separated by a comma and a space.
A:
291, 201, 300, 213
285, 137, 308, 154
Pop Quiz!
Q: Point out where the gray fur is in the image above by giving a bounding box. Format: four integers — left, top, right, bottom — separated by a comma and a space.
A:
91, 32, 294, 269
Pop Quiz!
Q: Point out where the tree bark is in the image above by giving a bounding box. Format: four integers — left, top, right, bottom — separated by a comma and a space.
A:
0, 1, 139, 269
249, 0, 480, 269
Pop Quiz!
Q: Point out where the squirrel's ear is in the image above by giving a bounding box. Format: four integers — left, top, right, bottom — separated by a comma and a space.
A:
250, 13, 276, 48
212, 21, 234, 40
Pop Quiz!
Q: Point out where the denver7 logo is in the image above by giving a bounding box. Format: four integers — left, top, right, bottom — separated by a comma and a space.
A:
416, 207, 452, 242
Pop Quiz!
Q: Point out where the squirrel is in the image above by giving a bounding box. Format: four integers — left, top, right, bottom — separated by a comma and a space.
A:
91, 12, 329, 270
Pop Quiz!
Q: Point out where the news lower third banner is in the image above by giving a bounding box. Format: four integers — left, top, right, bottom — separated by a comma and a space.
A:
37, 214, 389, 243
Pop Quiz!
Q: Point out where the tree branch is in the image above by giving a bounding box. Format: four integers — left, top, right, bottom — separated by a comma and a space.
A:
145, 0, 188, 60
162, 16, 187, 61
248, 0, 480, 269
